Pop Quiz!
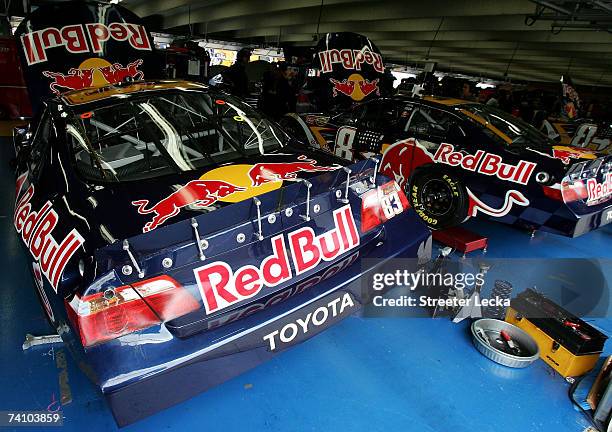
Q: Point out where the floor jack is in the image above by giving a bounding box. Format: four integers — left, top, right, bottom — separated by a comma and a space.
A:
432, 226, 488, 258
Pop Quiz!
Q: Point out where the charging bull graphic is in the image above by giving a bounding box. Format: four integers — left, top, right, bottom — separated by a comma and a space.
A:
359, 78, 380, 97
100, 59, 144, 84
552, 146, 597, 165
132, 180, 246, 232
43, 68, 94, 94
330, 78, 355, 97
248, 156, 340, 187
329, 75, 380, 101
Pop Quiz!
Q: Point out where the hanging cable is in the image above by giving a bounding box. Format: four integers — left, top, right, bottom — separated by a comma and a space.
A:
315, 0, 324, 39
504, 42, 520, 77
425, 16, 444, 61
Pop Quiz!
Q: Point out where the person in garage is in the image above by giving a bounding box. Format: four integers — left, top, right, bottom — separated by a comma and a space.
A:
223, 47, 251, 97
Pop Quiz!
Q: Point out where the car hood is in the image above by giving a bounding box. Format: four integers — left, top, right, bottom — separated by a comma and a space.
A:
84, 147, 347, 246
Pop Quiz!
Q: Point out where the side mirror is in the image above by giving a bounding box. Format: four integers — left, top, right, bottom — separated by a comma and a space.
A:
12, 125, 31, 156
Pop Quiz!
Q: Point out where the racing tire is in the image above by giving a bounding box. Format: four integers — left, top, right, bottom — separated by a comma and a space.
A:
408, 169, 468, 230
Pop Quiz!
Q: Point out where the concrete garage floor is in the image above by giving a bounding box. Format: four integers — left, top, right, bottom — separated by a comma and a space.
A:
0, 135, 610, 432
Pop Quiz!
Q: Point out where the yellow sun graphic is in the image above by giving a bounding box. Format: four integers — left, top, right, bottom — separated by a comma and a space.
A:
78, 58, 112, 87
199, 164, 282, 203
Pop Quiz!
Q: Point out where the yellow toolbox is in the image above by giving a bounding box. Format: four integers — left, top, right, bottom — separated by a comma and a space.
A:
505, 289, 607, 378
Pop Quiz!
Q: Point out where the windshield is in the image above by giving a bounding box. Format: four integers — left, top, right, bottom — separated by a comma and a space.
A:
461, 104, 551, 149
67, 91, 289, 182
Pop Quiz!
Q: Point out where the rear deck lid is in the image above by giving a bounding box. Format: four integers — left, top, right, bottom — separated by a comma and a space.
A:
73, 157, 410, 344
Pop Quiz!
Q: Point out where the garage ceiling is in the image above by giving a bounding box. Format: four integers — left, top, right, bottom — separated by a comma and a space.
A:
122, 0, 612, 86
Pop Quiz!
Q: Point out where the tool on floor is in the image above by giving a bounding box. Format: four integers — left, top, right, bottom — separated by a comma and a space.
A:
475, 328, 492, 346
22, 333, 63, 350
452, 262, 491, 323
506, 288, 608, 378
500, 330, 521, 355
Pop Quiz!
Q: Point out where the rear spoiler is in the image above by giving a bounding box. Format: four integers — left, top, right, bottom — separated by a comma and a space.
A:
92, 157, 381, 286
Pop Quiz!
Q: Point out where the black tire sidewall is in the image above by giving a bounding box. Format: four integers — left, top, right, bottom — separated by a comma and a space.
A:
408, 169, 468, 230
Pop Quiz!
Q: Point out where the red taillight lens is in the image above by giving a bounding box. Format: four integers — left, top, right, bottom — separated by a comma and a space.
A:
66, 275, 200, 347
541, 185, 563, 201
361, 181, 409, 232
561, 180, 588, 202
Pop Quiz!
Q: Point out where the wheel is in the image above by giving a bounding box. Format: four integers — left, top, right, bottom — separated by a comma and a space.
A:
408, 169, 468, 230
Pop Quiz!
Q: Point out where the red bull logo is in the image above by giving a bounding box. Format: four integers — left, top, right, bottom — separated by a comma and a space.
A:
20, 23, 151, 66
330, 78, 355, 97
43, 58, 145, 94
99, 59, 144, 84
131, 180, 246, 233
552, 146, 597, 164
329, 74, 380, 101
248, 156, 340, 186
194, 205, 359, 314
43, 68, 94, 94
379, 138, 532, 220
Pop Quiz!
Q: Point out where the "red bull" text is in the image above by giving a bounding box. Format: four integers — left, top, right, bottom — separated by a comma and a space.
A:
14, 184, 85, 292
21, 23, 151, 65
587, 172, 612, 203
131, 180, 246, 233
318, 46, 384, 74
434, 143, 536, 185
194, 205, 359, 314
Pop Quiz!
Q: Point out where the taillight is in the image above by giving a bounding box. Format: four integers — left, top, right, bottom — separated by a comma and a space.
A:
361, 180, 409, 232
541, 185, 563, 201
66, 275, 200, 347
561, 180, 588, 202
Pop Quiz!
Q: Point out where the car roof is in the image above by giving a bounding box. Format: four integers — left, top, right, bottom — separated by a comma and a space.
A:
60, 80, 208, 106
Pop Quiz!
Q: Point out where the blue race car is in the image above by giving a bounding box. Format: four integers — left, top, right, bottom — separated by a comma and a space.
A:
13, 80, 431, 425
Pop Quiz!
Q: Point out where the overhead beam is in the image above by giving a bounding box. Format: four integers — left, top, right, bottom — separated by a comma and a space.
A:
163, 0, 534, 29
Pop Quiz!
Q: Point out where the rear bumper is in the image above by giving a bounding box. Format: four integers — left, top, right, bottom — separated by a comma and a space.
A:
86, 210, 430, 426
536, 201, 612, 237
